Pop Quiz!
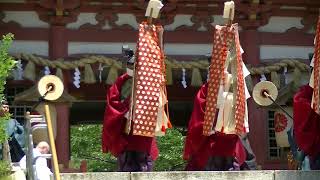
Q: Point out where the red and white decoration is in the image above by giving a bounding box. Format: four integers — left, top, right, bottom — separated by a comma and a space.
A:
274, 107, 293, 148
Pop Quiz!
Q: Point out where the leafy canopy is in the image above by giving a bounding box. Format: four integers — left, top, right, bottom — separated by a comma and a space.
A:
0, 33, 16, 177
70, 124, 186, 171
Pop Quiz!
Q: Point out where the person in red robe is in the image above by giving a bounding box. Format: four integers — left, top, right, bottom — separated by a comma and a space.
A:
183, 82, 246, 171
101, 49, 158, 172
293, 84, 320, 169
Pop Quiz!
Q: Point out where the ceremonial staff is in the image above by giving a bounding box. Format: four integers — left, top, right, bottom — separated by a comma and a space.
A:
26, 75, 63, 180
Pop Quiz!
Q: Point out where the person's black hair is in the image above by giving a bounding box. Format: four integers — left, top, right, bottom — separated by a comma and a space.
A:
1, 99, 8, 105
309, 53, 314, 72
206, 53, 211, 63
309, 53, 314, 62
126, 49, 135, 65
122, 46, 135, 65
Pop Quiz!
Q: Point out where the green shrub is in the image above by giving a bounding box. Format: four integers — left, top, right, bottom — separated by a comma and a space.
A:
155, 128, 186, 171
0, 161, 10, 177
0, 33, 15, 144
70, 124, 186, 171
70, 124, 117, 172
0, 33, 16, 177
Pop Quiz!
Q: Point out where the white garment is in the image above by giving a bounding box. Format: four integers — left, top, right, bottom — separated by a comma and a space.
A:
19, 148, 52, 180
155, 88, 169, 136
309, 35, 316, 110
125, 79, 169, 136
309, 70, 316, 108
214, 45, 251, 134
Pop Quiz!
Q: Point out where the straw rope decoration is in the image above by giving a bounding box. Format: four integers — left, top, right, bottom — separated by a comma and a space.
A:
13, 53, 310, 87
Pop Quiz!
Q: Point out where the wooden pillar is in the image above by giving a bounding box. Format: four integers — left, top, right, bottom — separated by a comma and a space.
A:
241, 28, 269, 168
55, 104, 70, 168
49, 25, 70, 168
49, 25, 67, 59
241, 29, 260, 66
247, 84, 268, 168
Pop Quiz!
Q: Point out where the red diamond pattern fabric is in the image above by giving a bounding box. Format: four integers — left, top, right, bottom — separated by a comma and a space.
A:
234, 25, 246, 135
313, 17, 320, 114
131, 22, 165, 137
203, 26, 232, 136
203, 24, 246, 136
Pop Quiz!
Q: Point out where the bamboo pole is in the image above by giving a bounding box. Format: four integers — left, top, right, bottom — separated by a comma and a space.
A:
44, 104, 60, 180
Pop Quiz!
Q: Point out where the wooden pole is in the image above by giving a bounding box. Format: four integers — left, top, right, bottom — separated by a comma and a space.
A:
44, 104, 61, 180
147, 8, 153, 25
25, 111, 35, 180
56, 0, 63, 16
227, 7, 233, 26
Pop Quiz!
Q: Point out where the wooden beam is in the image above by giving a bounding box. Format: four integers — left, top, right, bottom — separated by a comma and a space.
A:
56, 0, 64, 16
0, 3, 37, 11
260, 32, 314, 46
1, 25, 314, 47
1, 1, 319, 17
66, 29, 213, 44
0, 27, 49, 41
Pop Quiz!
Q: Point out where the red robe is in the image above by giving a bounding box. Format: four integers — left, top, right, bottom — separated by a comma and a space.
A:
101, 73, 159, 160
183, 83, 246, 170
293, 85, 320, 158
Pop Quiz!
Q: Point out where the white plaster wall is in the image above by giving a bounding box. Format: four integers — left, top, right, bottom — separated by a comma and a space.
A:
115, 13, 138, 30
68, 42, 137, 55
258, 16, 303, 33
164, 15, 193, 31
164, 15, 224, 32
67, 13, 139, 30
66, 13, 223, 31
260, 45, 314, 60
66, 13, 100, 29
164, 43, 211, 55
2, 11, 49, 28
211, 15, 225, 26
68, 42, 212, 56
9, 40, 48, 56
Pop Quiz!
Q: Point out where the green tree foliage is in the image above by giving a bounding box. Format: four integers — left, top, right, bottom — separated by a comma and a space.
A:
0, 33, 16, 102
70, 124, 186, 172
70, 124, 117, 172
154, 128, 186, 171
0, 33, 15, 144
0, 161, 10, 177
0, 33, 16, 177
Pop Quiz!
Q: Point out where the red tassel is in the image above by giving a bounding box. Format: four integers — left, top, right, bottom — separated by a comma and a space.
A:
161, 125, 166, 132
167, 120, 172, 128
220, 126, 224, 133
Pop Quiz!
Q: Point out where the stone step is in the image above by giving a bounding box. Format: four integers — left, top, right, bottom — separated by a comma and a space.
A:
60, 170, 320, 180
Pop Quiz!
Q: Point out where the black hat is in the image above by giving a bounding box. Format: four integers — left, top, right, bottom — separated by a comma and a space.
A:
309, 53, 314, 62
122, 45, 135, 65
1, 98, 8, 105
206, 53, 211, 63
